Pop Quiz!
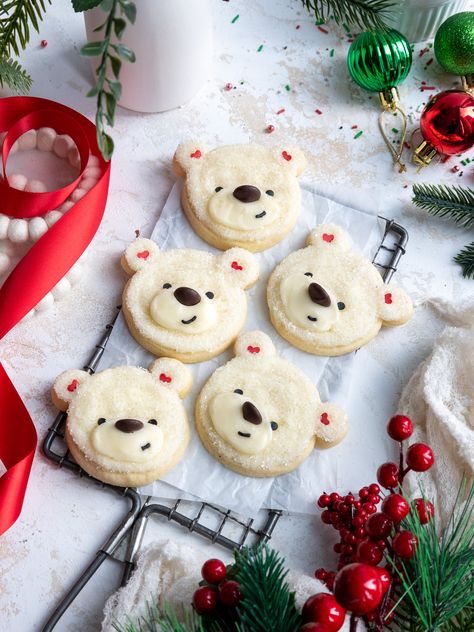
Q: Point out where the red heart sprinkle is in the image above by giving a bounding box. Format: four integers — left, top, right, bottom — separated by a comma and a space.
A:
67, 379, 79, 392
231, 261, 243, 270
320, 412, 330, 425
282, 150, 292, 161
190, 150, 202, 159
384, 293, 393, 304
247, 345, 260, 354
137, 250, 150, 259
322, 233, 334, 243
159, 373, 172, 383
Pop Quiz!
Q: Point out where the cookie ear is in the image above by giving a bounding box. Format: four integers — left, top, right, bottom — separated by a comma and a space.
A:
271, 146, 306, 176
219, 248, 260, 289
234, 331, 276, 359
306, 224, 351, 251
121, 238, 160, 275
173, 140, 208, 177
314, 403, 348, 449
52, 369, 90, 411
378, 284, 413, 327
148, 358, 192, 398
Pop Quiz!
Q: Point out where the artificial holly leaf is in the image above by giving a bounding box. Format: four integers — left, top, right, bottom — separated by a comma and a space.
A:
71, 0, 102, 13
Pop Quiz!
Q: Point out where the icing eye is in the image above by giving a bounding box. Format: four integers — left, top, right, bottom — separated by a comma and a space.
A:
304, 272, 313, 277
337, 302, 346, 310
266, 190, 274, 196
234, 389, 243, 395
215, 186, 223, 192
163, 283, 171, 289
97, 418, 106, 425
205, 291, 214, 299
271, 421, 278, 431
148, 419, 158, 425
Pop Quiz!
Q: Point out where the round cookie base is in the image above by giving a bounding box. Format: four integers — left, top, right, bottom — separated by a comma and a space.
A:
64, 422, 189, 487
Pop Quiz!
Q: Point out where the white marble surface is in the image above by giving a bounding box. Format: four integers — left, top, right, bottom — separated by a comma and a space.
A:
1, 1, 473, 630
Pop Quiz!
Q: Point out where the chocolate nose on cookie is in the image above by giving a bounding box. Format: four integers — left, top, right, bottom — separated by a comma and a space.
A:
233, 185, 261, 203
308, 282, 331, 307
242, 401, 262, 425
174, 286, 201, 306
115, 418, 144, 433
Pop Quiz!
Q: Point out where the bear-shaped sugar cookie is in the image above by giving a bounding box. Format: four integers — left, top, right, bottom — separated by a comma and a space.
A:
195, 331, 348, 477
121, 238, 259, 363
267, 224, 413, 356
173, 141, 306, 252
52, 359, 192, 487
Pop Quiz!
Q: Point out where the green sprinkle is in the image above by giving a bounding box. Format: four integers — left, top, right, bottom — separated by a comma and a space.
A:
342, 22, 350, 31
461, 158, 470, 165
330, 49, 334, 57
315, 18, 325, 25
257, 44, 264, 52
231, 14, 239, 24
285, 84, 291, 91
392, 127, 399, 134
353, 130, 363, 139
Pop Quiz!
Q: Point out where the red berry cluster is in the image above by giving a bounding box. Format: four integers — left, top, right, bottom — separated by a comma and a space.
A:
312, 415, 435, 631
192, 558, 242, 616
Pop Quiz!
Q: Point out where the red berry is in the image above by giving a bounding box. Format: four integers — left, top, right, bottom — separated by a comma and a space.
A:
40, 39, 48, 48
266, 124, 275, 133
325, 572, 336, 590
333, 543, 342, 553
339, 503, 350, 514
330, 493, 341, 504
355, 509, 367, 520
374, 566, 391, 594
355, 528, 365, 540
406, 443, 435, 472
192, 586, 218, 614
342, 544, 353, 554
352, 516, 364, 528
345, 494, 355, 504
315, 568, 328, 580
377, 462, 399, 489
318, 494, 331, 508
393, 531, 418, 558
300, 624, 332, 632
369, 484, 380, 494
365, 512, 393, 539
334, 563, 383, 615
356, 539, 383, 565
368, 494, 380, 504
330, 511, 341, 525
201, 558, 227, 584
359, 487, 369, 499
365, 609, 377, 622
321, 510, 332, 524
364, 502, 377, 514
382, 494, 409, 522
302, 593, 346, 630
219, 580, 242, 607
387, 415, 413, 441
414, 498, 434, 524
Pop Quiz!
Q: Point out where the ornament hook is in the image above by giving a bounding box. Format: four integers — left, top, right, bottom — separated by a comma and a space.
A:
378, 97, 408, 173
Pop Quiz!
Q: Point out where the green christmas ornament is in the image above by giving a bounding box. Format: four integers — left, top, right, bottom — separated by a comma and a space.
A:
434, 12, 474, 92
347, 29, 412, 172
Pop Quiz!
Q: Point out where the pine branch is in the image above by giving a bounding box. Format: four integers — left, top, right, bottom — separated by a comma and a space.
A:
0, 56, 31, 92
412, 184, 474, 230
235, 545, 301, 632
454, 242, 474, 280
113, 602, 208, 632
298, 0, 400, 31
0, 0, 52, 58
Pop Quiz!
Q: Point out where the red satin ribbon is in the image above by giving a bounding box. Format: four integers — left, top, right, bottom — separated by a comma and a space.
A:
0, 96, 111, 535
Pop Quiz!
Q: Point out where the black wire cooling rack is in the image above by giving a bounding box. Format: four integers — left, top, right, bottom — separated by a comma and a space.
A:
41, 217, 408, 631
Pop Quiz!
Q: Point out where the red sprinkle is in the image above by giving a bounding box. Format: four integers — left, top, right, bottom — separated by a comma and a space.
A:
67, 379, 78, 393
384, 293, 393, 305
320, 413, 330, 425
266, 124, 275, 133
420, 86, 436, 91
276, 108, 285, 115
190, 149, 202, 159
282, 150, 292, 161
315, 108, 323, 115
426, 58, 433, 66
247, 345, 260, 354
224, 82, 233, 91
317, 26, 328, 34
419, 47, 429, 57
404, 142, 411, 149
351, 124, 358, 129
159, 373, 172, 383
40, 40, 48, 48
231, 261, 243, 270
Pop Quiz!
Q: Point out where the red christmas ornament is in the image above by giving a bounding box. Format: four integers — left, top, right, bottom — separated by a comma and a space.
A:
201, 558, 227, 584
365, 512, 394, 539
356, 539, 384, 565
392, 530, 418, 558
413, 90, 474, 167
382, 494, 410, 522
406, 443, 435, 472
377, 462, 400, 488
192, 586, 218, 614
374, 566, 391, 594
334, 563, 383, 615
302, 593, 346, 630
219, 580, 243, 607
414, 498, 435, 524
387, 415, 413, 441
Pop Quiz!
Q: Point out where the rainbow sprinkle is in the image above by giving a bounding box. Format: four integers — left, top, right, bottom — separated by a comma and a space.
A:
231, 14, 239, 24
257, 44, 264, 52
354, 130, 363, 139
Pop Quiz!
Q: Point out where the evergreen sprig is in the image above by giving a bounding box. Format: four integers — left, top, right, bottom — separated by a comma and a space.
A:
81, 0, 136, 159
113, 602, 206, 632
0, 56, 31, 92
298, 0, 400, 31
412, 183, 474, 279
392, 479, 474, 632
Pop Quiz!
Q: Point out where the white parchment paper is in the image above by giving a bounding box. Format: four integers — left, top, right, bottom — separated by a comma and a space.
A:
103, 183, 383, 516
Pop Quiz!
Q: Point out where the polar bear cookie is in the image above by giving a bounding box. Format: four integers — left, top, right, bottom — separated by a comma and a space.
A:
173, 141, 306, 252
195, 331, 348, 477
121, 238, 259, 363
267, 224, 413, 356
52, 359, 192, 487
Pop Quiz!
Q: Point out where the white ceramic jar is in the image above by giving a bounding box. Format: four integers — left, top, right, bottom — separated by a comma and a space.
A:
84, 0, 213, 113
386, 0, 468, 42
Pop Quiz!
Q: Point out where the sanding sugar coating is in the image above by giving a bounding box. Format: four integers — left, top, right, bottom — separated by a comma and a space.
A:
173, 141, 306, 252
51, 361, 192, 487
121, 237, 259, 363
267, 224, 413, 356
195, 330, 348, 477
